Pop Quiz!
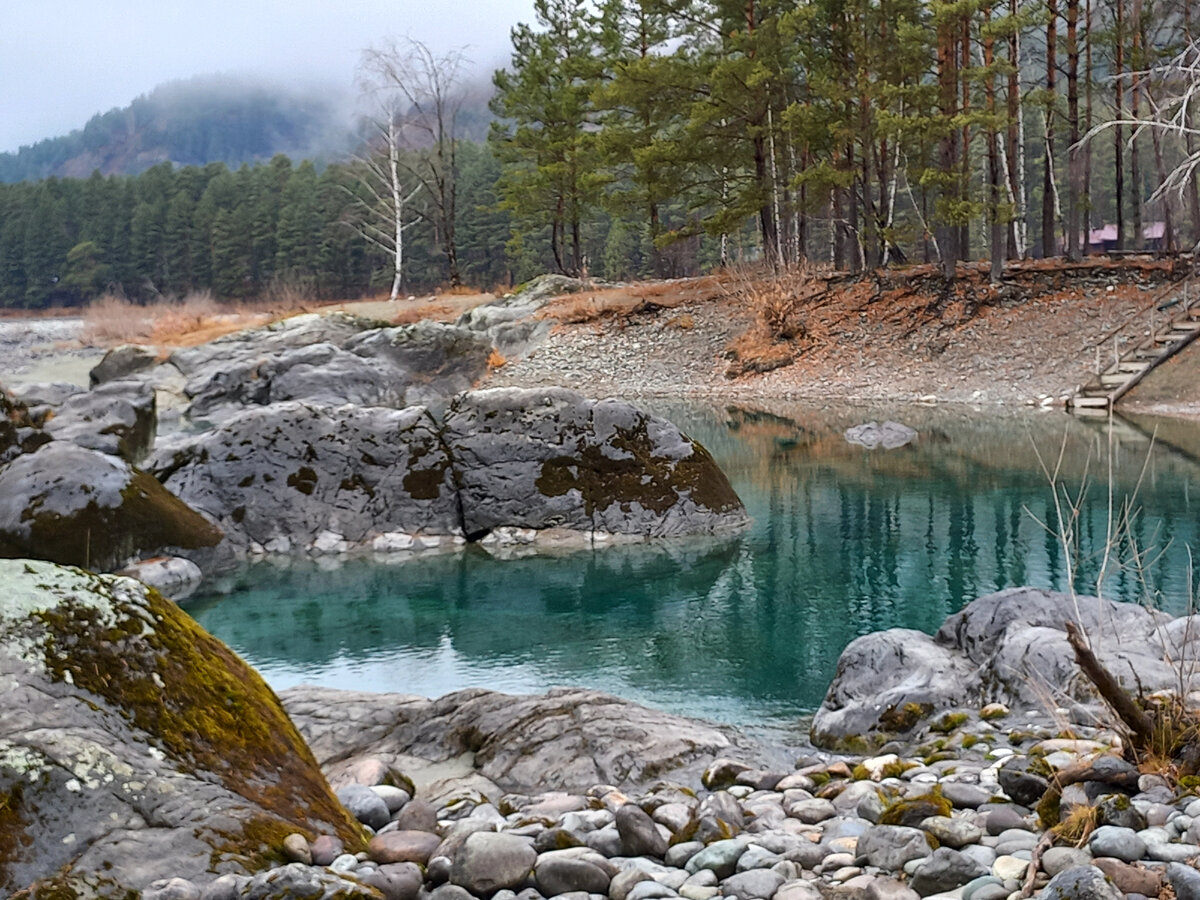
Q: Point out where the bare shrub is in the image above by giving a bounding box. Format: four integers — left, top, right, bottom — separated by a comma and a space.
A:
260, 277, 317, 313
81, 294, 154, 345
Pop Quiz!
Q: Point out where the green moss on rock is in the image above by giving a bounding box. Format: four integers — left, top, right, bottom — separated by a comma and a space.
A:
879, 787, 952, 826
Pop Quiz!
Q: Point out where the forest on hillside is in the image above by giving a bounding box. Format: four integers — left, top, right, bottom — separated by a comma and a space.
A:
0, 0, 1198, 308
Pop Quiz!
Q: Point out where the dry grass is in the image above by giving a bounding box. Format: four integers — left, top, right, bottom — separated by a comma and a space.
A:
539, 275, 729, 325
1052, 802, 1098, 846
723, 328, 797, 378
80, 291, 278, 348
391, 302, 462, 325
488, 348, 508, 369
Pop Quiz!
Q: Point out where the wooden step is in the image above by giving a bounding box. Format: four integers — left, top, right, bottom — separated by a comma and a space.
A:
1100, 374, 1129, 387
1071, 396, 1112, 409
1116, 361, 1151, 374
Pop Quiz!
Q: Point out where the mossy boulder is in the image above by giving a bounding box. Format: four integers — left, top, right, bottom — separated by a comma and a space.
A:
0, 443, 221, 571
0, 559, 364, 898
443, 387, 748, 539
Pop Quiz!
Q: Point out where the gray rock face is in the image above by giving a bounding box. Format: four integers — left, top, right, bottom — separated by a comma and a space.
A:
813, 587, 1188, 746
450, 832, 537, 895
444, 388, 747, 538
284, 685, 754, 795
1040, 866, 1123, 900
0, 388, 48, 464
153, 401, 458, 558
0, 560, 362, 898
90, 344, 158, 386
43, 379, 157, 463
909, 848, 988, 896
457, 274, 597, 357
171, 313, 490, 422
0, 442, 222, 571
856, 825, 933, 871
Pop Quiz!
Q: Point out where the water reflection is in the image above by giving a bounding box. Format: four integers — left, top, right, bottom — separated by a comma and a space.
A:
189, 403, 1200, 732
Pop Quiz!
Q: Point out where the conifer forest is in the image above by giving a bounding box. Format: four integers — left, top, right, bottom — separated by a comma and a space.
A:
1, 0, 1198, 309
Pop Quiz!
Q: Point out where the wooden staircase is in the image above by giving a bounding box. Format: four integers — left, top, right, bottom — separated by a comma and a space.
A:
1069, 277, 1200, 414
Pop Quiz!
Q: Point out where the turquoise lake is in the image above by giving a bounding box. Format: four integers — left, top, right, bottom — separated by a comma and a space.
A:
187, 402, 1200, 742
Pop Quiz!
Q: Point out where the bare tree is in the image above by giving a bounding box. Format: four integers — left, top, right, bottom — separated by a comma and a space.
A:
360, 37, 470, 287
347, 63, 424, 301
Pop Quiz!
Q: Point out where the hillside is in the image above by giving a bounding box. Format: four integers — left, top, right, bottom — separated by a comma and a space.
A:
0, 75, 355, 182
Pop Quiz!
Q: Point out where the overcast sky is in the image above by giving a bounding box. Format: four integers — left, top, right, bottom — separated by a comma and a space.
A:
0, 0, 535, 153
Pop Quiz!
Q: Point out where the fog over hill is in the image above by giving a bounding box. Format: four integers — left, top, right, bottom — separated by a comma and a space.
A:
0, 75, 359, 182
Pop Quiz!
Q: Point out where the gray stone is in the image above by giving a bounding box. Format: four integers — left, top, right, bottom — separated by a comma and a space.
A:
611, 868, 656, 900
992, 828, 1039, 856
143, 878, 202, 900
627, 882, 680, 900
866, 876, 920, 900
362, 862, 424, 900
443, 388, 748, 539
920, 816, 983, 849
535, 855, 612, 895
285, 685, 752, 796
775, 881, 823, 900
0, 443, 221, 571
939, 784, 993, 810
1088, 825, 1147, 863
199, 874, 246, 900
116, 555, 204, 602
720, 869, 786, 900
44, 379, 157, 462
154, 401, 459, 559
430, 885, 477, 900
618, 802, 669, 858
983, 806, 1027, 836
1145, 841, 1200, 862
1041, 847, 1091, 876
0, 561, 358, 896
1095, 794, 1146, 830
339, 784, 392, 831
90, 344, 158, 386
1092, 858, 1161, 895
813, 587, 1186, 747
997, 758, 1049, 808
372, 785, 412, 814
238, 862, 379, 900
451, 832, 537, 895
667, 841, 705, 869
685, 839, 748, 879
855, 825, 933, 871
1169, 862, 1200, 900
1039, 866, 1123, 900
909, 848, 988, 896
959, 876, 1003, 900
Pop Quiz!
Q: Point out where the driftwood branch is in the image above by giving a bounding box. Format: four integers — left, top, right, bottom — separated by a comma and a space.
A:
1065, 621, 1155, 746
1019, 831, 1056, 899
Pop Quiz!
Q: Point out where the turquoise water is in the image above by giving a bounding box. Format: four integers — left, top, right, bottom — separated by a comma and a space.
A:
187, 403, 1200, 738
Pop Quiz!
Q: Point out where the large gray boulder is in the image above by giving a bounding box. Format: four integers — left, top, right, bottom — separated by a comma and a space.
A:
170, 313, 491, 422
152, 401, 458, 558
283, 685, 756, 795
89, 343, 158, 386
811, 587, 1191, 748
0, 442, 222, 572
42, 378, 157, 463
443, 387, 747, 539
0, 559, 363, 898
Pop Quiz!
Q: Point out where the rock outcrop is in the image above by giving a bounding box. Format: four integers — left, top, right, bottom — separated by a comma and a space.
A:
169, 313, 491, 422
0, 559, 363, 898
149, 388, 747, 564
0, 443, 222, 571
811, 586, 1196, 747
42, 378, 157, 463
283, 685, 754, 797
152, 401, 458, 558
444, 388, 747, 539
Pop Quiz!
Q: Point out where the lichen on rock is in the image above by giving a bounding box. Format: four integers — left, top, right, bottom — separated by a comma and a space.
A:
0, 559, 363, 897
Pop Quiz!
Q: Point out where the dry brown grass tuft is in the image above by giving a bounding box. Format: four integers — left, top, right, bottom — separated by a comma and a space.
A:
81, 291, 273, 348
488, 348, 508, 369
1052, 803, 1098, 846
723, 327, 797, 379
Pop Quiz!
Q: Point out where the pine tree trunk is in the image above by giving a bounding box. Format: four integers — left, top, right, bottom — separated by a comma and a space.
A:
1043, 0, 1058, 257
1115, 0, 1126, 250
1065, 0, 1082, 261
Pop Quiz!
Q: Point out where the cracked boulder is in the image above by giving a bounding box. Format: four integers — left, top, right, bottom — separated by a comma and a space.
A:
443, 387, 748, 539
0, 559, 363, 898
150, 401, 459, 557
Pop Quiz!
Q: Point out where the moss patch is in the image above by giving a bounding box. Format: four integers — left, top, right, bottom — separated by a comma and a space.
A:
534, 418, 742, 520
26, 567, 363, 863
879, 702, 934, 733
879, 787, 952, 826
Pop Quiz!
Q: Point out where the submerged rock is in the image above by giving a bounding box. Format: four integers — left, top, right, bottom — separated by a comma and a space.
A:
444, 387, 747, 539
811, 587, 1192, 747
0, 559, 363, 897
844, 421, 918, 450
0, 442, 221, 571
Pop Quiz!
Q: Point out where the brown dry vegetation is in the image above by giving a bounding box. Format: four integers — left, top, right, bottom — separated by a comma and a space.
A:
539, 275, 730, 326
